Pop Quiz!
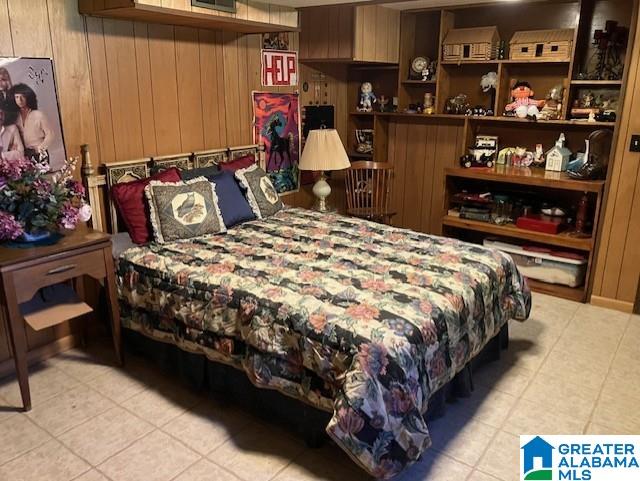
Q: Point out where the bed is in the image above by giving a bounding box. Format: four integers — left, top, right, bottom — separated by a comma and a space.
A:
83, 145, 531, 479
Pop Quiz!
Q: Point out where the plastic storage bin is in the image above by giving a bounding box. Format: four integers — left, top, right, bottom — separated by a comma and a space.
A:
484, 239, 587, 288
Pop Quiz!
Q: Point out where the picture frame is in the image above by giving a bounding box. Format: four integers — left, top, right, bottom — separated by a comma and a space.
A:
0, 57, 67, 171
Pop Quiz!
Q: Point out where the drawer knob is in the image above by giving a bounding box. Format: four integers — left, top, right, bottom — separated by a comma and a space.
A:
47, 264, 76, 275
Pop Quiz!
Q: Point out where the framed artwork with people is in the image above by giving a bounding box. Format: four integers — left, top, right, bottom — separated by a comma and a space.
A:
0, 57, 66, 171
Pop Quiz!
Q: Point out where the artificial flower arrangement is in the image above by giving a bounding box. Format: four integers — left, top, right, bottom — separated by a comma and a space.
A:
0, 155, 91, 242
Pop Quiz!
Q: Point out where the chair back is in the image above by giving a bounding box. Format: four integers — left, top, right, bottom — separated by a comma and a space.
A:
345, 161, 394, 215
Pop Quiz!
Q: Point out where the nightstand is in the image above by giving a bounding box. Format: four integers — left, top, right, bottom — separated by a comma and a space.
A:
0, 226, 123, 411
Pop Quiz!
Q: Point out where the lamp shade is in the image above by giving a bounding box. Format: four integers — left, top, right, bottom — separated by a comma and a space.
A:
299, 129, 350, 171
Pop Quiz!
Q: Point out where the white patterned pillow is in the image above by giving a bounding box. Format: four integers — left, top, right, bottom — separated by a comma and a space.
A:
234, 164, 283, 219
144, 177, 226, 243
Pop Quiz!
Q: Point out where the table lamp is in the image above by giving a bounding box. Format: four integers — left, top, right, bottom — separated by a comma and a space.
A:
299, 129, 350, 212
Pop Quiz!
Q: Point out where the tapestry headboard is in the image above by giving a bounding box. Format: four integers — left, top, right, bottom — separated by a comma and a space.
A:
81, 144, 263, 234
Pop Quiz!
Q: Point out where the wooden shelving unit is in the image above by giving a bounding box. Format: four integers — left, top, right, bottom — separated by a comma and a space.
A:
445, 166, 605, 193
78, 1, 298, 33
300, 0, 636, 303
444, 166, 606, 302
442, 216, 593, 251
527, 279, 585, 302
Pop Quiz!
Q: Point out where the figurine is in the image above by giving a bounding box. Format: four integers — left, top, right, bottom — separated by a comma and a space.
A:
498, 147, 515, 165
537, 84, 564, 120
445, 93, 470, 115
481, 71, 497, 114
379, 95, 390, 113
533, 144, 545, 166
423, 93, 435, 115
358, 82, 377, 112
497, 41, 507, 60
582, 91, 595, 108
546, 133, 572, 172
567, 129, 613, 179
512, 147, 534, 167
504, 81, 545, 120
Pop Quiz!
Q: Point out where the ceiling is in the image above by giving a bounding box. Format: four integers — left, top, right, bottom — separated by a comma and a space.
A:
264, 0, 520, 9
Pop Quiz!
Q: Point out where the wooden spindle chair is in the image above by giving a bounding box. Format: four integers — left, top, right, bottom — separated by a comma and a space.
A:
345, 161, 396, 225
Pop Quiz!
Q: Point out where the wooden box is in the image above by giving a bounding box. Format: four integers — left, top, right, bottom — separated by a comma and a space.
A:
443, 26, 500, 62
509, 29, 574, 61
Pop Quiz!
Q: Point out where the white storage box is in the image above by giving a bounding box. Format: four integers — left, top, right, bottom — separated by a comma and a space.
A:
484, 239, 587, 288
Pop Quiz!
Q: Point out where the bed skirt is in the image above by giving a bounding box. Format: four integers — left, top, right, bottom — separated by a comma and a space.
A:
122, 322, 510, 448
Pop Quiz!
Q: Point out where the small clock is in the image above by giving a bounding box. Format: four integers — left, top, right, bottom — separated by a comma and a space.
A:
411, 57, 428, 75
409, 56, 434, 81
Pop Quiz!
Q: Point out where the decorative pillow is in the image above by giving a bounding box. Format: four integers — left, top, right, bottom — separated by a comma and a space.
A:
234, 164, 283, 219
210, 171, 256, 228
145, 178, 226, 243
181, 165, 219, 181
111, 167, 181, 245
219, 154, 255, 172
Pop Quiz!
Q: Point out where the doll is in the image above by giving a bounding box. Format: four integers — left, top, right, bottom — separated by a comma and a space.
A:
358, 82, 377, 112
538, 84, 564, 121
504, 81, 545, 120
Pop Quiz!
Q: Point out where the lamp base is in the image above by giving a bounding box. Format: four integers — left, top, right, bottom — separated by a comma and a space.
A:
311, 174, 334, 213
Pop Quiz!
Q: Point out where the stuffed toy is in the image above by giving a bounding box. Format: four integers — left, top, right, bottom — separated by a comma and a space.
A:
504, 81, 545, 120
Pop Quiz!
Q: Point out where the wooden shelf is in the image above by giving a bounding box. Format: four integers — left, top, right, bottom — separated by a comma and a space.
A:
499, 59, 571, 65
79, 2, 298, 34
527, 278, 585, 302
364, 112, 614, 128
402, 79, 437, 85
348, 151, 373, 159
570, 79, 623, 86
441, 59, 570, 66
441, 59, 501, 65
376, 112, 466, 121
442, 216, 593, 251
467, 116, 616, 128
350, 65, 400, 71
349, 111, 375, 117
445, 166, 605, 193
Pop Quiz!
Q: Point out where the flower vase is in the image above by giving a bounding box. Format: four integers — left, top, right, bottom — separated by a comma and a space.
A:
18, 230, 53, 243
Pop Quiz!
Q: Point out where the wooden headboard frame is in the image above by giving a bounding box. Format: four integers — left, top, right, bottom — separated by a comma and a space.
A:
81, 144, 264, 234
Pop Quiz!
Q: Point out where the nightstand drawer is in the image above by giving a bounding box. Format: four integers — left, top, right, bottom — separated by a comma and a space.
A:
12, 249, 107, 304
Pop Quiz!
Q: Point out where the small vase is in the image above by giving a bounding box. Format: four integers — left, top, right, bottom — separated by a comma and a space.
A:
19, 230, 52, 243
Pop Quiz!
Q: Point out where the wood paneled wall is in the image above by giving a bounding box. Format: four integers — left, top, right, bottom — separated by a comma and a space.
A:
386, 119, 464, 235
299, 5, 399, 63
86, 18, 297, 164
591, 5, 640, 313
0, 0, 301, 370
353, 5, 400, 64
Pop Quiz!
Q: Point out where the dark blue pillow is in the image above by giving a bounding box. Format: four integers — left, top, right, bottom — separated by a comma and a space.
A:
180, 165, 219, 181
210, 171, 256, 228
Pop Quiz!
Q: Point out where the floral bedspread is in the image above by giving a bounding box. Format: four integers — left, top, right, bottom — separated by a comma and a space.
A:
116, 208, 531, 478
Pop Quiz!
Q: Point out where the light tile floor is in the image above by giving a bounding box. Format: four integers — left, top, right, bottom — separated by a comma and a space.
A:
0, 293, 637, 481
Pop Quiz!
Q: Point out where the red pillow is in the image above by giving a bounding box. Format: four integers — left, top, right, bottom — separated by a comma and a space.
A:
111, 167, 181, 244
220, 154, 256, 172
